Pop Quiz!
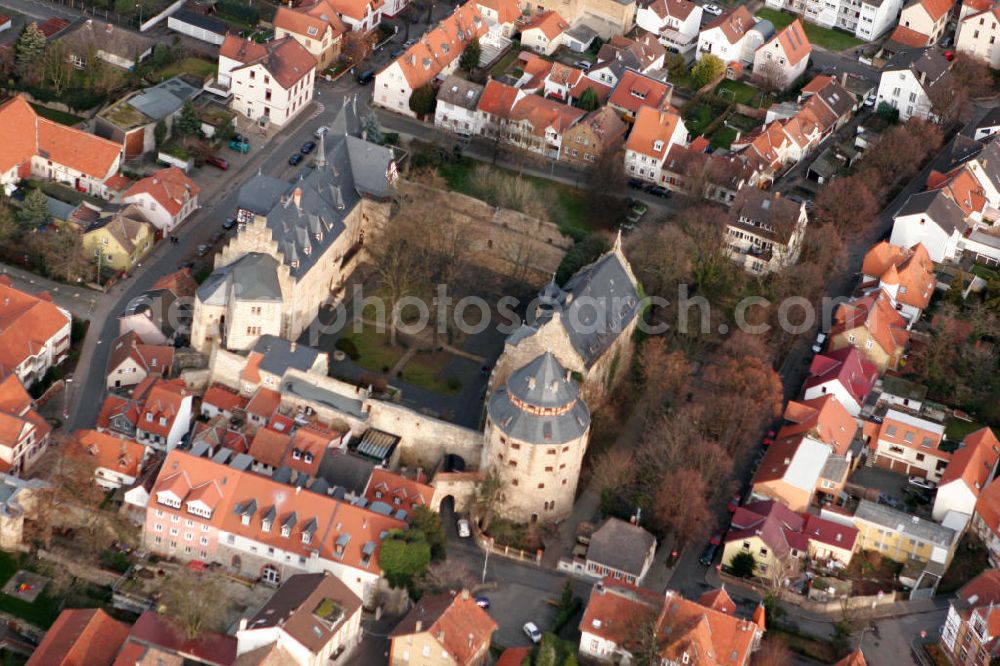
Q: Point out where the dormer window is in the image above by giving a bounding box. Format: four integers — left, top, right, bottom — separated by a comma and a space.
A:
292, 449, 302, 460
262, 519, 272, 532
303, 452, 313, 464
281, 524, 291, 537
159, 417, 167, 426
653, 139, 664, 152
302, 531, 311, 544
146, 413, 153, 422
307, 26, 318, 35
242, 514, 251, 526
303, 245, 312, 256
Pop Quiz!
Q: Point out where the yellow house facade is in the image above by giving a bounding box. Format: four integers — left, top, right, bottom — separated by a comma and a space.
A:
82, 205, 155, 273
840, 499, 959, 567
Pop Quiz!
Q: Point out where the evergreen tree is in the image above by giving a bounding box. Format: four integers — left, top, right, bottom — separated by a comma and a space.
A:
408, 84, 437, 118
15, 23, 46, 67
459, 37, 481, 72
18, 188, 50, 231
691, 54, 725, 88
174, 100, 201, 136
362, 110, 384, 144
577, 86, 599, 112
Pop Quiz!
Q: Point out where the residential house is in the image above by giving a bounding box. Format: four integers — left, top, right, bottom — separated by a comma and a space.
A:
752, 19, 811, 90
476, 0, 521, 36
596, 34, 667, 74
82, 205, 155, 274
233, 336, 330, 396
867, 408, 949, 481
434, 75, 484, 135
607, 70, 674, 122
519, 0, 638, 39
145, 448, 406, 602
890, 190, 969, 263
120, 166, 200, 233
973, 474, 1000, 565
388, 590, 497, 665
584, 517, 657, 585
660, 143, 758, 202
636, 0, 702, 59
543, 62, 587, 101
697, 6, 755, 64
26, 608, 130, 666
274, 0, 348, 69
940, 570, 1000, 666
838, 498, 959, 566
134, 376, 194, 451
723, 501, 858, 575
58, 19, 154, 71
933, 428, 1000, 521
725, 189, 808, 274
118, 268, 197, 346
765, 0, 903, 40
327, 0, 386, 30
73, 429, 146, 490
579, 579, 764, 665
106, 331, 174, 390
219, 36, 316, 129
0, 96, 122, 197
828, 289, 910, 372
894, 0, 955, 47
802, 347, 879, 417
624, 105, 687, 183
114, 610, 238, 665
957, 2, 1000, 67
94, 76, 202, 158
560, 107, 626, 165
875, 49, 953, 121
751, 436, 841, 511
235, 572, 363, 665
373, 3, 489, 117
860, 241, 937, 325
778, 394, 859, 455
363, 467, 433, 516
521, 10, 570, 55
475, 80, 586, 158
0, 375, 52, 476
0, 276, 72, 388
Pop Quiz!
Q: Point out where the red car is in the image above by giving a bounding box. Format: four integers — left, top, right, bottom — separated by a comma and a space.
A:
710, 532, 723, 546
205, 156, 230, 170
727, 494, 742, 512
944, 50, 955, 61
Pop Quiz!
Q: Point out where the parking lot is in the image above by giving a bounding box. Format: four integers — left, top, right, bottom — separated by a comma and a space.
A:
848, 466, 936, 517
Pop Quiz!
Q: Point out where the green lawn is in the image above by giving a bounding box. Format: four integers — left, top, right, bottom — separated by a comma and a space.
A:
715, 79, 758, 105
684, 104, 715, 135
399, 352, 462, 396
156, 57, 218, 81
29, 104, 84, 127
755, 8, 865, 51
488, 48, 522, 78
0, 552, 61, 629
945, 418, 986, 440
710, 125, 738, 149
338, 323, 406, 373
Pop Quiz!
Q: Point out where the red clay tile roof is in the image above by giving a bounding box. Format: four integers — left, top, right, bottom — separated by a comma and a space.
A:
703, 5, 754, 44
122, 167, 199, 218
889, 24, 933, 47
523, 10, 569, 40
697, 588, 736, 614
0, 374, 50, 449
364, 467, 433, 515
246, 387, 282, 420
202, 384, 249, 414
920, 0, 955, 22
496, 647, 532, 666
248, 428, 292, 468
976, 479, 1000, 538
387, 3, 487, 90
223, 35, 315, 89
834, 648, 869, 666
772, 19, 811, 66
656, 589, 762, 664
0, 96, 120, 179
580, 579, 662, 647
274, 0, 347, 42
150, 268, 198, 297
940, 427, 1000, 495
645, 0, 698, 21
777, 394, 857, 456
626, 105, 684, 159
282, 424, 338, 476
37, 17, 70, 38
107, 331, 173, 378
137, 378, 191, 438
608, 70, 673, 115
123, 611, 236, 666
830, 289, 910, 359
74, 429, 145, 479
391, 590, 498, 662
96, 394, 139, 432
477, 0, 521, 23
803, 347, 879, 408
0, 275, 70, 378
477, 79, 522, 116
27, 608, 130, 666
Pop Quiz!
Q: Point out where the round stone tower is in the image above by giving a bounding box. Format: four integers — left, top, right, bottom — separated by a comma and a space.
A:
482, 352, 591, 523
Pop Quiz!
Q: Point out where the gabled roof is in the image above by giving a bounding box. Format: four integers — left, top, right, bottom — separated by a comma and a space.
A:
834, 648, 869, 666
645, 0, 698, 21
202, 384, 249, 414
975, 474, 1000, 537
729, 189, 803, 245
656, 589, 762, 664
777, 394, 858, 455
476, 0, 521, 23
27, 608, 130, 666
626, 105, 684, 160
569, 106, 627, 150
586, 517, 657, 575
274, 0, 347, 42
107, 331, 173, 378
387, 3, 487, 90
122, 611, 236, 666
830, 289, 910, 358
608, 69, 673, 115
597, 34, 666, 72
84, 205, 152, 255
579, 579, 662, 647
436, 74, 484, 110
896, 188, 968, 236
862, 241, 936, 310
702, 5, 754, 44
769, 19, 811, 66
803, 346, 879, 407
390, 590, 497, 662
0, 374, 50, 450
697, 588, 736, 614
940, 428, 1000, 494
223, 35, 315, 89
364, 467, 432, 515
0, 275, 71, 378
523, 10, 569, 40
74, 429, 145, 479
57, 19, 154, 61
248, 428, 292, 468
137, 377, 191, 437
0, 95, 120, 182
916, 0, 954, 22
752, 436, 831, 493
889, 24, 933, 48
240, 572, 361, 654
122, 167, 199, 218
724, 500, 805, 559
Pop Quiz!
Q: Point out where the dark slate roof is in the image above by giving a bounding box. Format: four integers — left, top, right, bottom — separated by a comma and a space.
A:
169, 8, 227, 35
197, 252, 283, 304
436, 75, 484, 110
585, 517, 656, 576
252, 335, 323, 376
974, 139, 1000, 190
280, 374, 367, 420
316, 449, 374, 496
895, 190, 967, 235
487, 353, 590, 445
539, 248, 640, 368
346, 135, 396, 199
813, 79, 856, 118
730, 189, 803, 245
885, 49, 951, 85
128, 76, 200, 121
237, 174, 291, 216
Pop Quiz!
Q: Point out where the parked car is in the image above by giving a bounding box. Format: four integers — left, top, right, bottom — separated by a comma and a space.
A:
391, 47, 405, 58
878, 492, 903, 509
523, 622, 542, 644
699, 539, 720, 566
475, 596, 491, 609
811, 332, 827, 353
228, 138, 250, 154
903, 486, 933, 504
457, 518, 471, 538
315, 125, 330, 138
704, 2, 723, 14
196, 244, 210, 257
940, 35, 954, 47
288, 154, 304, 166
628, 178, 647, 190
647, 185, 671, 198
727, 494, 742, 512
356, 69, 375, 84
222, 217, 237, 230
863, 94, 877, 107
908, 476, 936, 490
205, 156, 229, 170
574, 59, 592, 70
403, 38, 416, 48
944, 50, 955, 61
301, 141, 317, 154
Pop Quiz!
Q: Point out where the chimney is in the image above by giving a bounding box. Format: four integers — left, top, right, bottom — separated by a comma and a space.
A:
461, 589, 470, 600
415, 620, 423, 632
293, 187, 302, 209
295, 485, 301, 495
239, 618, 248, 631
290, 342, 297, 353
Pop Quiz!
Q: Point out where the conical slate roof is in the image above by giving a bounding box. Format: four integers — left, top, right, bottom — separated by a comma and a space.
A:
488, 353, 590, 445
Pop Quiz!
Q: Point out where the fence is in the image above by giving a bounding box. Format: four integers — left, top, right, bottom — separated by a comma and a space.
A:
719, 572, 900, 616
139, 0, 185, 31
472, 525, 543, 566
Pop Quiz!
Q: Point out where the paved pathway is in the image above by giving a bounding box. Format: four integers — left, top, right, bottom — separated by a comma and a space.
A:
0, 263, 98, 319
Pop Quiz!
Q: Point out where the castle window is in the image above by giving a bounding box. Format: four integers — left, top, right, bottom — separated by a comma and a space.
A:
538, 483, 544, 489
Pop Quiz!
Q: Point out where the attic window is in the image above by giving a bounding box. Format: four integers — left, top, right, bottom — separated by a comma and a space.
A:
303, 452, 314, 464
292, 449, 302, 460
307, 26, 318, 35
242, 514, 251, 526
653, 139, 664, 152
302, 530, 312, 544
281, 524, 291, 537
262, 518, 272, 532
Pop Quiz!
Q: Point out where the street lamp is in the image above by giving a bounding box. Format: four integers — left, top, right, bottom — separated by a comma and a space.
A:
62, 377, 73, 420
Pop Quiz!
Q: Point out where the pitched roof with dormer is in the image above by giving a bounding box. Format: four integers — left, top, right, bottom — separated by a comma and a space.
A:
0, 276, 71, 379
656, 588, 763, 665
703, 5, 754, 44
862, 241, 936, 311
608, 70, 674, 116
364, 467, 433, 516
830, 289, 910, 359
73, 429, 145, 480
803, 346, 879, 408
274, 0, 348, 43
107, 331, 173, 379
387, 3, 487, 90
136, 377, 191, 438
390, 590, 497, 662
626, 105, 685, 160
776, 394, 858, 456
523, 10, 569, 40
122, 167, 199, 218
